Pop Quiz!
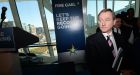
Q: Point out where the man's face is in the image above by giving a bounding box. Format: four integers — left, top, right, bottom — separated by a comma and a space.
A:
128, 10, 134, 17
98, 11, 115, 33
114, 18, 122, 28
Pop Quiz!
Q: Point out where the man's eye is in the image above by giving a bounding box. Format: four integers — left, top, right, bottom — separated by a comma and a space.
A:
105, 19, 111, 21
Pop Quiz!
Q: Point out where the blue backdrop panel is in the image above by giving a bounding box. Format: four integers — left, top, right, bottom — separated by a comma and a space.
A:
52, 0, 85, 63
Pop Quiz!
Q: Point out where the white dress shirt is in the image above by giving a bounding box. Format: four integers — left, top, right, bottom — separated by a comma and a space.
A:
113, 28, 121, 34
103, 31, 118, 57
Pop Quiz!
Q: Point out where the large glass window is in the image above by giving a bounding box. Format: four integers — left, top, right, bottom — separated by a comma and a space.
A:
44, 6, 57, 57
44, 8, 56, 43
86, 0, 97, 36
86, 0, 104, 36
98, 0, 104, 14
115, 1, 129, 12
107, 0, 113, 10
16, 1, 43, 35
114, 0, 135, 14
16, 0, 57, 64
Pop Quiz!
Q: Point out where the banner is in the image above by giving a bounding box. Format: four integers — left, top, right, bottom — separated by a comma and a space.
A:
52, 0, 85, 63
0, 28, 16, 52
0, 28, 15, 48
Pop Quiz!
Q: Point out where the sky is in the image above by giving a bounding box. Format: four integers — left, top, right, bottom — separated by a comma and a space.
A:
0, 0, 133, 29
87, 1, 131, 23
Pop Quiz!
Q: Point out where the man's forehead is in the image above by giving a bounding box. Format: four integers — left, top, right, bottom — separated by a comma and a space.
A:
99, 16, 112, 20
99, 12, 113, 19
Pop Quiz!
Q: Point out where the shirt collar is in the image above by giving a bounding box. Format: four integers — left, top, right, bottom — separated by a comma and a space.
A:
102, 31, 113, 39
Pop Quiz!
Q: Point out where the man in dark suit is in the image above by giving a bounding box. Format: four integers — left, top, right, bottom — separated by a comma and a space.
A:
85, 9, 129, 75
113, 14, 133, 43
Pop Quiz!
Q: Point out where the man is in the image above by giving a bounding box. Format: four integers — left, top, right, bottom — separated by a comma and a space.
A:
85, 9, 128, 75
125, 8, 137, 28
113, 14, 133, 44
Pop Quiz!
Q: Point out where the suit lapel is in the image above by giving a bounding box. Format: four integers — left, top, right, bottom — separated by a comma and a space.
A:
97, 32, 112, 51
96, 32, 114, 61
113, 32, 120, 49
97, 32, 107, 45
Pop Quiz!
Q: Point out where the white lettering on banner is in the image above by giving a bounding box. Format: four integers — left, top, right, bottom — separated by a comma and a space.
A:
55, 4, 64, 8
55, 13, 81, 30
56, 17, 69, 22
0, 36, 11, 41
57, 21, 70, 25
56, 13, 69, 17
0, 31, 12, 41
0, 32, 4, 36
54, 2, 78, 8
65, 3, 76, 7
57, 25, 70, 29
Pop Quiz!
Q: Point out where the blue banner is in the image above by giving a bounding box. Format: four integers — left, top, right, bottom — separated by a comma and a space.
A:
0, 28, 15, 48
52, 0, 85, 63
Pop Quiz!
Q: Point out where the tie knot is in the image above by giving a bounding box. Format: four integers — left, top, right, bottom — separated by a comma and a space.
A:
107, 35, 112, 47
107, 35, 110, 40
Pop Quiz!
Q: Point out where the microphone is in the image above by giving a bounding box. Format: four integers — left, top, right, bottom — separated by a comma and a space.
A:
1, 7, 7, 20
0, 7, 7, 28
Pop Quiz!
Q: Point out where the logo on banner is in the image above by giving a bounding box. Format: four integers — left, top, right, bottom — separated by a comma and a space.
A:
68, 44, 77, 55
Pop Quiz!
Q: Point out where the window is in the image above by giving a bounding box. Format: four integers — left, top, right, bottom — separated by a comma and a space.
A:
0, 1, 15, 27
16, 0, 57, 64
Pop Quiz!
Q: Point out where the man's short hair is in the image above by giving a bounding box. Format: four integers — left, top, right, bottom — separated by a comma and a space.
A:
115, 14, 122, 19
127, 8, 134, 13
98, 9, 115, 20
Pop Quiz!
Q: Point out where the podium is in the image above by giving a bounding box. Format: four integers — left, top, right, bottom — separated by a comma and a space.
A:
0, 27, 39, 75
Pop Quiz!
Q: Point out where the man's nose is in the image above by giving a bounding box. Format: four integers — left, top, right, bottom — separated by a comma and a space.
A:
101, 21, 105, 26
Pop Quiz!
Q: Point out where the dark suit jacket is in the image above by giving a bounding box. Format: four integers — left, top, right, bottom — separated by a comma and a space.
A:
120, 25, 132, 42
85, 31, 128, 75
133, 27, 140, 39
131, 38, 140, 74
